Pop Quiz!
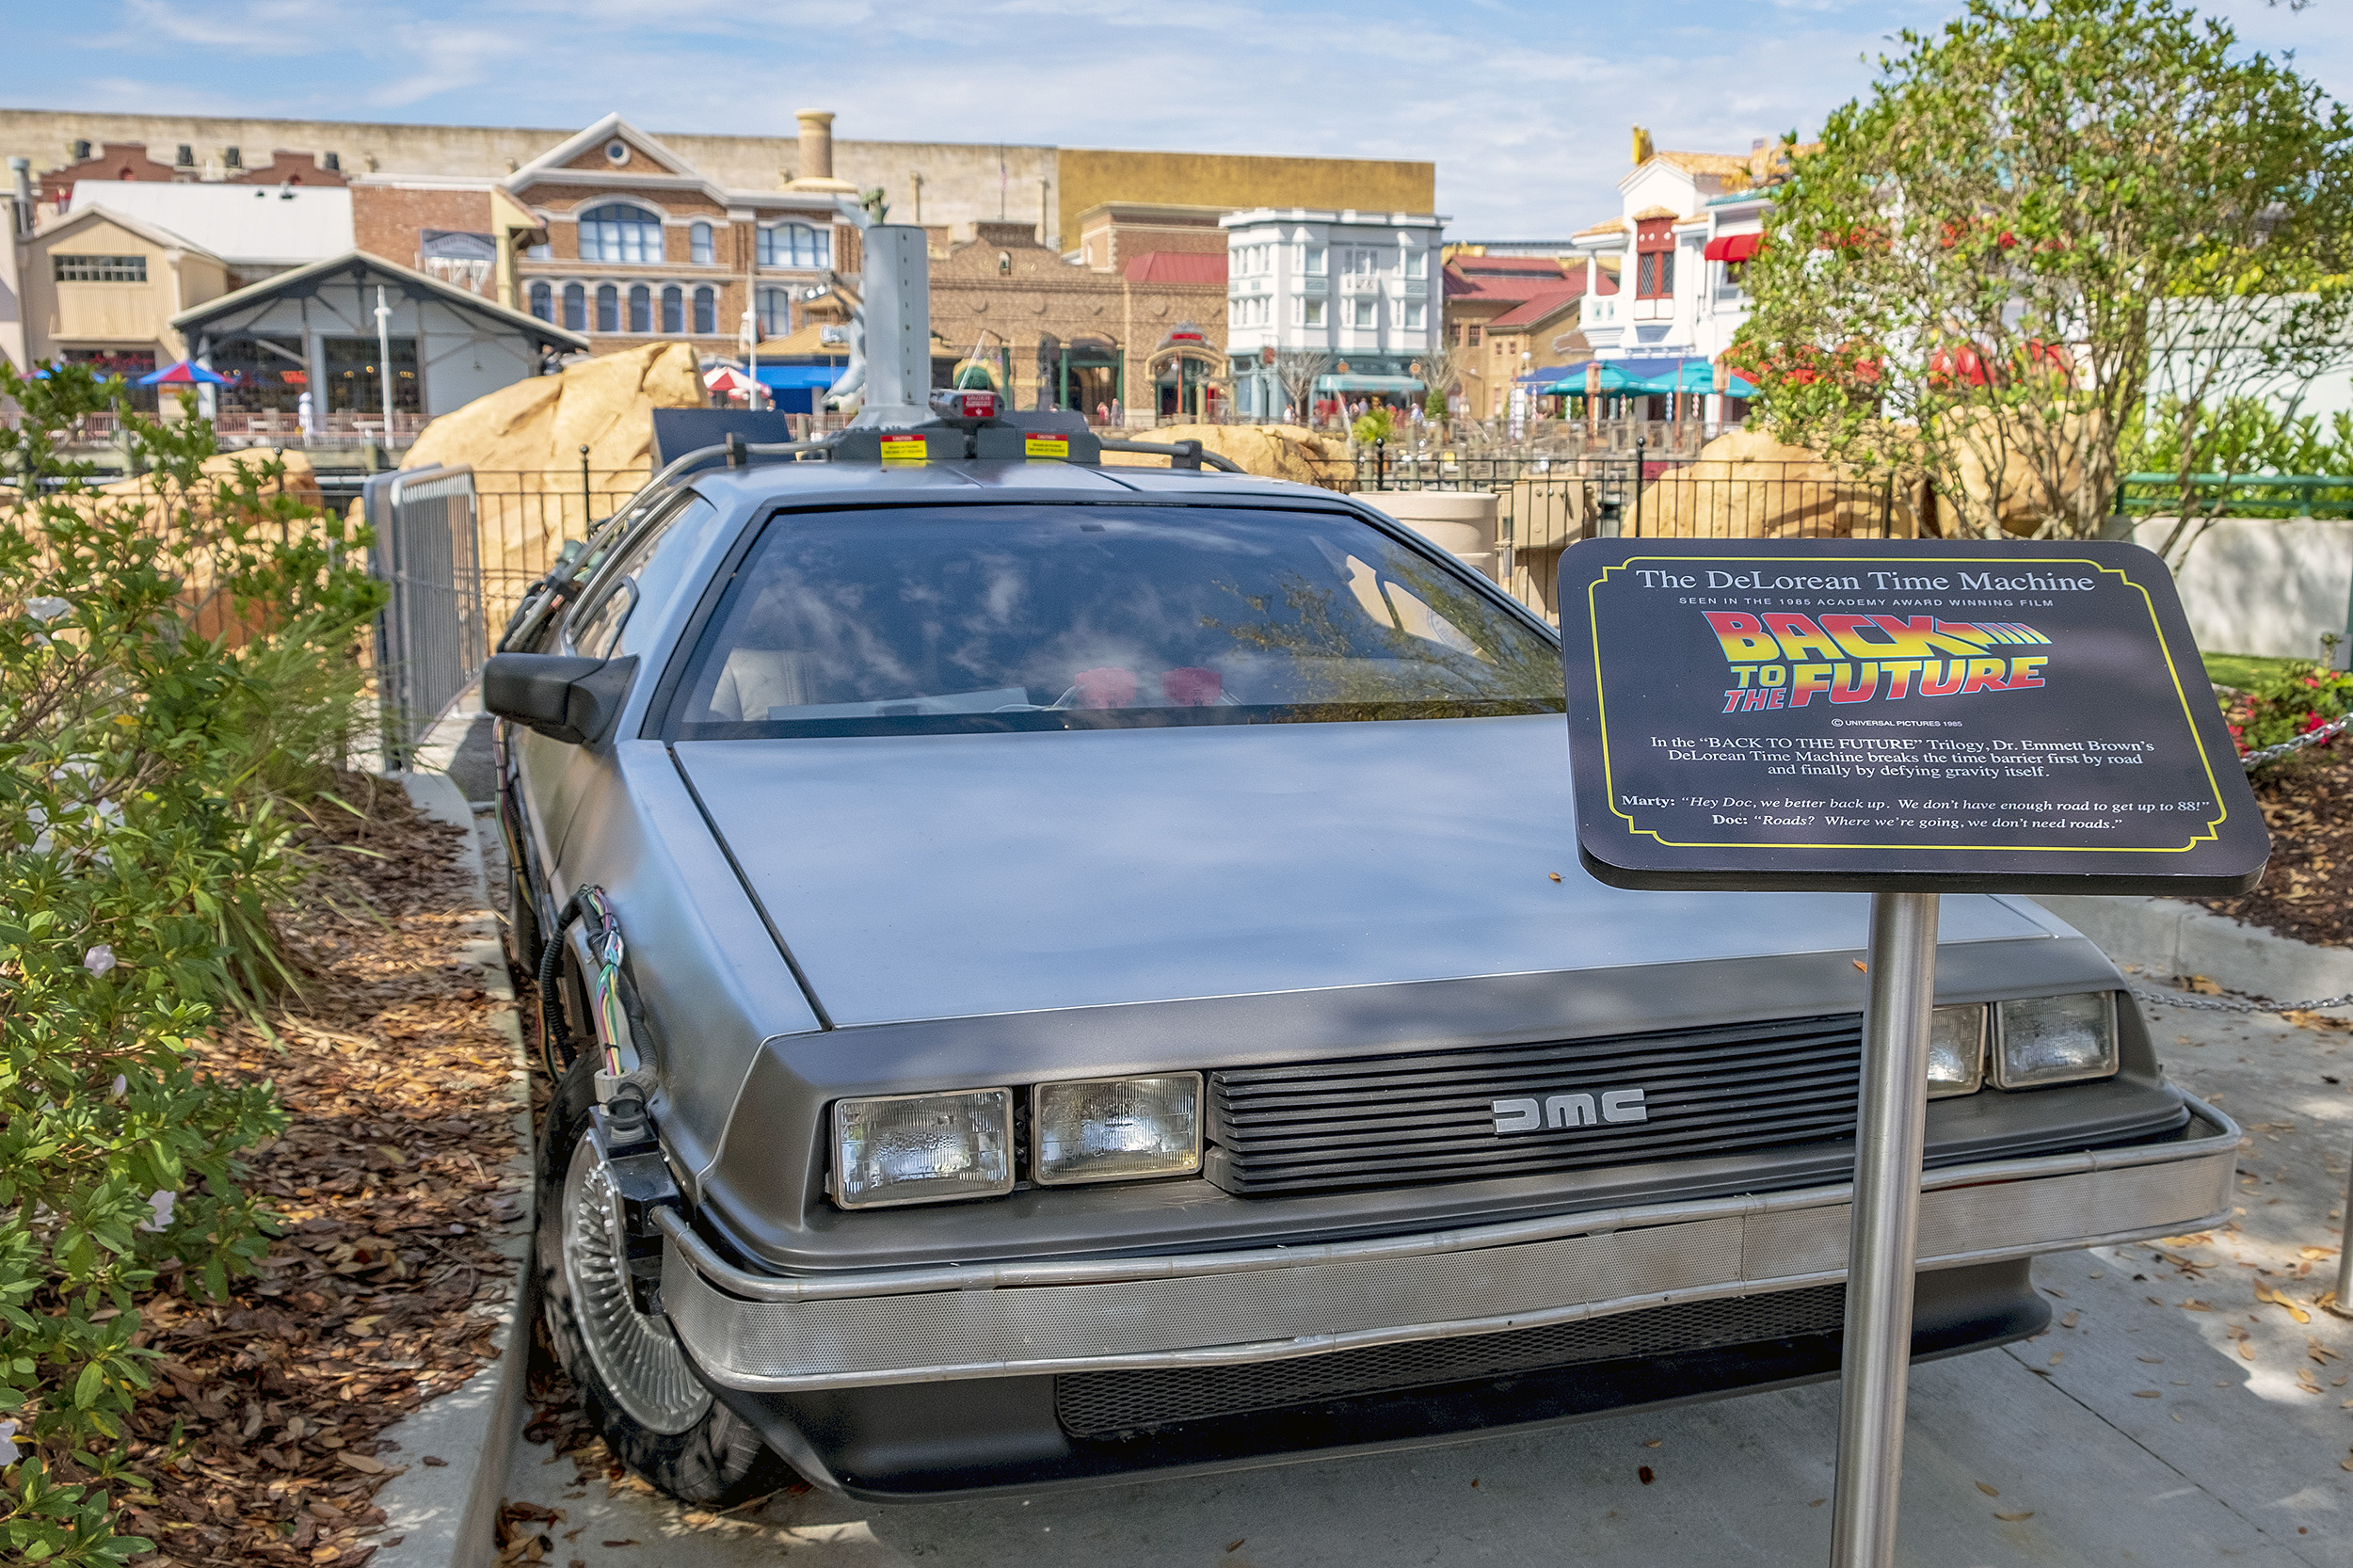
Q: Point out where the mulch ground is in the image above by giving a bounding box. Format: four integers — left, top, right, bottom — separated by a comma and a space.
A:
113, 772, 528, 1567
2196, 744, 2353, 951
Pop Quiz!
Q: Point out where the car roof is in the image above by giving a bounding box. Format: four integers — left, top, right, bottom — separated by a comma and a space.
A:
681, 456, 1350, 511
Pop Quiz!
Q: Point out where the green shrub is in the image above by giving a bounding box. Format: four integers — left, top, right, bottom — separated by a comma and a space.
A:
0, 362, 383, 1564
2217, 657, 2353, 765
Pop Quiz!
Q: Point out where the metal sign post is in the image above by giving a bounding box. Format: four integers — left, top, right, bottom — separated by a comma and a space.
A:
1557, 538, 2268, 1566
1831, 891, 1937, 1567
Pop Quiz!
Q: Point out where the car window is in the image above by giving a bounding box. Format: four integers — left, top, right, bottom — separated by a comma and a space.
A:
663, 504, 1562, 739
564, 490, 716, 659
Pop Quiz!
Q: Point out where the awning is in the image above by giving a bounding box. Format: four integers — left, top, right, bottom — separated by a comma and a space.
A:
1537, 358, 1758, 398
753, 363, 849, 390
1315, 375, 1424, 392
1703, 232, 1763, 263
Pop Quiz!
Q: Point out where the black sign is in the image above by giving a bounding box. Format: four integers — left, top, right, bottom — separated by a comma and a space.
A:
1560, 539, 2267, 893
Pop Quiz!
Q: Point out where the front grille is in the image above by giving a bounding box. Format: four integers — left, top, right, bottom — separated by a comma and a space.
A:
1209, 1013, 1864, 1194
1056, 1285, 1847, 1438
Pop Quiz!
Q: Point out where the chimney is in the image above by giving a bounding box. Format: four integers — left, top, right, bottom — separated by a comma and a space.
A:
797, 110, 835, 183
785, 110, 856, 193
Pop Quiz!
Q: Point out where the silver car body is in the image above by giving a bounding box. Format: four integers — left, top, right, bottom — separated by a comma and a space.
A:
497, 456, 2233, 1497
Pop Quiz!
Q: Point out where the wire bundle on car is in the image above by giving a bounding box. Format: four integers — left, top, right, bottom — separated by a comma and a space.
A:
536, 885, 628, 1080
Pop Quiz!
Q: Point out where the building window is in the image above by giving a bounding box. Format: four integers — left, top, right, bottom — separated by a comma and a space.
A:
628, 283, 651, 333
596, 283, 619, 332
604, 138, 631, 166
1638, 248, 1675, 298
693, 286, 715, 335
54, 253, 147, 282
757, 286, 791, 336
1467, 325, 1482, 345
690, 222, 713, 264
1349, 297, 1375, 329
1402, 301, 1425, 331
661, 284, 683, 333
562, 282, 585, 330
1404, 248, 1427, 280
578, 202, 663, 264
1302, 245, 1326, 276
528, 280, 552, 322
1302, 298, 1325, 328
758, 222, 829, 268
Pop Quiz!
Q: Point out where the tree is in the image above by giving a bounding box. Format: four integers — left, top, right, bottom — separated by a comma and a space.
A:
1272, 348, 1334, 426
1733, 0, 2353, 538
1413, 335, 1474, 433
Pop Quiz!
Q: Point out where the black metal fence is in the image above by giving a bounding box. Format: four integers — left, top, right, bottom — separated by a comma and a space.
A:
1342, 451, 1907, 624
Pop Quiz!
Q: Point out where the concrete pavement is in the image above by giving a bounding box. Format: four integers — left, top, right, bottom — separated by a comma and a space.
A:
495, 996, 2353, 1567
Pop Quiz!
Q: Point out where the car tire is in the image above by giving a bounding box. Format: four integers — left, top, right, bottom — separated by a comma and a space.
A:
535, 1054, 790, 1505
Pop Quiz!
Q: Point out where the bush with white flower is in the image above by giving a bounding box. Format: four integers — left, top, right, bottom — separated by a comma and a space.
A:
0, 361, 383, 1564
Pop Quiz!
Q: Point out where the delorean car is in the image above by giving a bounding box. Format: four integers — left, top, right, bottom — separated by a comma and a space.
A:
487, 408, 2235, 1505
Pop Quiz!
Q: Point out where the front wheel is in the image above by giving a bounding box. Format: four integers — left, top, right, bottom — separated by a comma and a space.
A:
536, 1060, 788, 1504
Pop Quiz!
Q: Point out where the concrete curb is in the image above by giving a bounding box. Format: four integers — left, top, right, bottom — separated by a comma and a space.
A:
367, 773, 535, 1568
2033, 893, 2353, 1014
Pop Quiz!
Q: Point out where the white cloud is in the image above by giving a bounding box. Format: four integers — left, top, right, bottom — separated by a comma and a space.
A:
22, 0, 2353, 237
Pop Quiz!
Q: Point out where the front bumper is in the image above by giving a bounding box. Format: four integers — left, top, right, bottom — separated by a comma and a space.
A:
660, 1095, 2235, 1395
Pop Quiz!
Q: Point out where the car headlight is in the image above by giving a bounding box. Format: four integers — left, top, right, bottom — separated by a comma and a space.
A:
1927, 1003, 1986, 1098
1993, 992, 2120, 1089
832, 1089, 1014, 1208
1032, 1074, 1202, 1186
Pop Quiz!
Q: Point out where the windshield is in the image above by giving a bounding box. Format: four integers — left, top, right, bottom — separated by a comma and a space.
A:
663, 504, 1562, 738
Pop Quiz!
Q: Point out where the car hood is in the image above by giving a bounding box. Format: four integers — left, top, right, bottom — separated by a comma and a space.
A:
673, 715, 2059, 1028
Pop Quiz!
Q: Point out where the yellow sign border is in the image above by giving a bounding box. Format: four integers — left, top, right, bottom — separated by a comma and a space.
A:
1586, 553, 2232, 856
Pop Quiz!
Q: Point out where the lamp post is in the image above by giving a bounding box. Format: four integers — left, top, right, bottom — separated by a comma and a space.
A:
372, 284, 396, 448
742, 301, 762, 410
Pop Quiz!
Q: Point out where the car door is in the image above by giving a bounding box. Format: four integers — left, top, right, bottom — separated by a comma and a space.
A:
512, 488, 721, 882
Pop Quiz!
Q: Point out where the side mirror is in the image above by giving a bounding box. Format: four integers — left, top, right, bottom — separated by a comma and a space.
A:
484, 653, 638, 745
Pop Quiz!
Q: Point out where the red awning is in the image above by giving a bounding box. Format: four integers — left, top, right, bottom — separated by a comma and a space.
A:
1703, 232, 1762, 263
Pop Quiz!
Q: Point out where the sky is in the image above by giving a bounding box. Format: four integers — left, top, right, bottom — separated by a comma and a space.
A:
5, 0, 2352, 237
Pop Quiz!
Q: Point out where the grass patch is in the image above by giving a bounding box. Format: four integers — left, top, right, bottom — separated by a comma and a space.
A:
2204, 652, 2310, 691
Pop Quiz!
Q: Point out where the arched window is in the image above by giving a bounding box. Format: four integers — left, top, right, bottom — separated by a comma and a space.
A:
756, 286, 791, 336
692, 286, 715, 335
578, 202, 663, 264
596, 283, 618, 333
997, 251, 1012, 276
628, 283, 651, 333
689, 222, 713, 264
561, 282, 585, 330
528, 280, 552, 322
661, 285, 682, 333
757, 222, 829, 268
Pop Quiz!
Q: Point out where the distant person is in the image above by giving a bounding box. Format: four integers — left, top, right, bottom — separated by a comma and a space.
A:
1111, 398, 1124, 425
296, 391, 314, 440
1096, 401, 1108, 425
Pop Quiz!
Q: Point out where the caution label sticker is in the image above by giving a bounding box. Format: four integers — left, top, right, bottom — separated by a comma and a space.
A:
879, 434, 929, 467
1024, 435, 1070, 460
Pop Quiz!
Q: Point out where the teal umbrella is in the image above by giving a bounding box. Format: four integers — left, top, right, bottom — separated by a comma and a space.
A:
1540, 362, 1645, 396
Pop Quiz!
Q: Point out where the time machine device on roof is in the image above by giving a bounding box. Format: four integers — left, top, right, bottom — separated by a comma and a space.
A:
668, 222, 1239, 478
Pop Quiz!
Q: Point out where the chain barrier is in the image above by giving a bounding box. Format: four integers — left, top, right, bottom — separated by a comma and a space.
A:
2237, 710, 2353, 770
2136, 984, 2353, 1015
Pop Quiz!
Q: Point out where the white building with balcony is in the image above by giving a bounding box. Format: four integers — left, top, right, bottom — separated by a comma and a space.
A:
1220, 207, 1445, 420
1561, 134, 1780, 420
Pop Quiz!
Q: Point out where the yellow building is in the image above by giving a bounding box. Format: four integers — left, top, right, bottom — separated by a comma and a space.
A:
20, 203, 230, 398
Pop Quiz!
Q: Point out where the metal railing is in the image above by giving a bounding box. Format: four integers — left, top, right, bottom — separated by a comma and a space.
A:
365, 466, 486, 767
470, 467, 653, 640
2116, 472, 2353, 520
1348, 451, 1906, 625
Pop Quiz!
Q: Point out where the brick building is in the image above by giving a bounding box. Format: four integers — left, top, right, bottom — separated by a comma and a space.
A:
928, 220, 1228, 420
1439, 254, 1599, 418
